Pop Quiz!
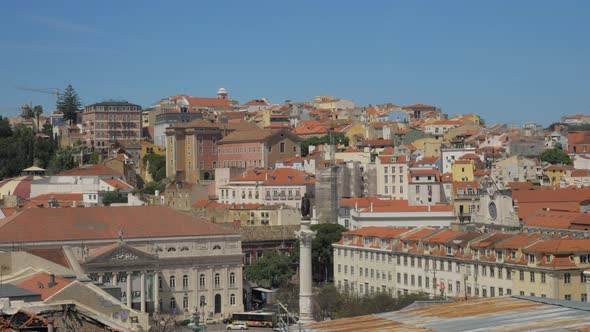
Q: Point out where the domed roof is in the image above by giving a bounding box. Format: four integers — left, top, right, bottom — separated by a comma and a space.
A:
21, 102, 30, 109
217, 87, 227, 95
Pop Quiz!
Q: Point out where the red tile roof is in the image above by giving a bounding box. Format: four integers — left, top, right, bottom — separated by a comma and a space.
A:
185, 96, 231, 108
406, 104, 435, 109
231, 168, 315, 185
23, 248, 70, 268
401, 228, 439, 242
16, 272, 72, 300
55, 165, 122, 177
423, 230, 465, 244
524, 209, 582, 229
102, 179, 133, 190
243, 99, 270, 107
494, 233, 545, 249
359, 200, 453, 213
525, 239, 590, 254
344, 226, 412, 238
340, 197, 392, 209
0, 206, 235, 243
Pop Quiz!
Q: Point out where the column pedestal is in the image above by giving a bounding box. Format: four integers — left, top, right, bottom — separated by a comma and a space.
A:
297, 218, 316, 324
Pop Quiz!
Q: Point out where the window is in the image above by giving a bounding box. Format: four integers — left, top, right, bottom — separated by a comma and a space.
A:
397, 273, 401, 283
506, 269, 512, 280
565, 273, 571, 284
170, 275, 176, 289
200, 274, 206, 288
530, 272, 535, 283
541, 272, 546, 283
582, 272, 587, 284
519, 270, 525, 281
280, 142, 285, 153
182, 275, 189, 288
499, 288, 504, 296
183, 295, 189, 310
229, 272, 236, 287
426, 277, 430, 289
230, 293, 236, 305
565, 294, 572, 301
200, 295, 206, 307
170, 297, 176, 310
582, 293, 588, 302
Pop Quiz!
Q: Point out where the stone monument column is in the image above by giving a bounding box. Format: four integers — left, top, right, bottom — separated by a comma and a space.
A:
297, 193, 316, 324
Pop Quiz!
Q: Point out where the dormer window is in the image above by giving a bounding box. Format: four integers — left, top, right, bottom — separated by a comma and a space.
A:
403, 241, 408, 250
546, 255, 552, 263
446, 245, 452, 255
496, 250, 503, 260
363, 237, 369, 246
511, 250, 517, 259
528, 254, 535, 264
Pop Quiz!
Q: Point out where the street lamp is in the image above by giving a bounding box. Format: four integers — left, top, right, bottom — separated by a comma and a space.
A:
424, 260, 439, 298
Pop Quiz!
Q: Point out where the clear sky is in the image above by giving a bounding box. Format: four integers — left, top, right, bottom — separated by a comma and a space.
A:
1, 0, 589, 125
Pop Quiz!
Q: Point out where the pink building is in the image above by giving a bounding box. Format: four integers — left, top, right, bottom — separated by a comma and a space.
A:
81, 101, 142, 150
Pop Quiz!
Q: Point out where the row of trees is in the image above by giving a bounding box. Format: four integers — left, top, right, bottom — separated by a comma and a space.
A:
312, 285, 435, 321
0, 117, 57, 179
245, 224, 346, 289
301, 132, 349, 157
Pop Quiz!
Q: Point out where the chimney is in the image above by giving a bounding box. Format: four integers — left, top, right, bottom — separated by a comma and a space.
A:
47, 274, 57, 288
370, 202, 374, 212
355, 200, 358, 211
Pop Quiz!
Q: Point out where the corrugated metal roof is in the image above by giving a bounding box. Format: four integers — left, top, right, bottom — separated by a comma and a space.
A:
304, 297, 590, 332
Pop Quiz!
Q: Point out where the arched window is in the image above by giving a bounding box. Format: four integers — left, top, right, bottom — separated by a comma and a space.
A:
214, 273, 221, 288
183, 295, 189, 310
167, 247, 176, 252
199, 295, 206, 307
169, 275, 176, 289
180, 246, 189, 252
229, 272, 236, 287
182, 275, 189, 288
213, 245, 221, 250
169, 297, 176, 310
230, 293, 236, 305
199, 274, 206, 288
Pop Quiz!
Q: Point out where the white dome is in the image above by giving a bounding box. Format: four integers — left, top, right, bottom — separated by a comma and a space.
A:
217, 87, 227, 95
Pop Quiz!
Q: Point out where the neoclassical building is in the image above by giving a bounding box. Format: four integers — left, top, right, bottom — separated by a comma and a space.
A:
0, 205, 244, 318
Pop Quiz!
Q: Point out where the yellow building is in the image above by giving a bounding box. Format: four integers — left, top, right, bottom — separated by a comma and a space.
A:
411, 138, 441, 157
543, 165, 574, 186
451, 181, 480, 223
452, 160, 475, 182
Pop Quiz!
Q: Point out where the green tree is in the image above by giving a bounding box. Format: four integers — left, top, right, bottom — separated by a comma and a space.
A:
300, 133, 349, 157
46, 147, 76, 175
32, 105, 43, 131
0, 116, 12, 138
245, 251, 295, 288
144, 153, 167, 181
102, 190, 128, 206
87, 152, 100, 164
310, 223, 346, 282
140, 181, 166, 195
42, 123, 53, 137
56, 84, 82, 125
540, 146, 573, 165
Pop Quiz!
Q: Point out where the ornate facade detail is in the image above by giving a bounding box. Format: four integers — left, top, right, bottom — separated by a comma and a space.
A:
109, 249, 139, 261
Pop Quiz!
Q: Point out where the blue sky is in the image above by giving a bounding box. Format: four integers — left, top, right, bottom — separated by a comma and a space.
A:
0, 1, 589, 125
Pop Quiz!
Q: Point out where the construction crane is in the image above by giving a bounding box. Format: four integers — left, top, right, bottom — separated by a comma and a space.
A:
16, 87, 61, 101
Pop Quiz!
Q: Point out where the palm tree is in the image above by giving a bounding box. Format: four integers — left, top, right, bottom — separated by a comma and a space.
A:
32, 105, 43, 132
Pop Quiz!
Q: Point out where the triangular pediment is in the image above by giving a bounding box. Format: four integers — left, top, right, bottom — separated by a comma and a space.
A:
85, 243, 157, 264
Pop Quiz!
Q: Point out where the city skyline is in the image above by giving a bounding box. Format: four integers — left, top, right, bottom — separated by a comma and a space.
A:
0, 1, 589, 125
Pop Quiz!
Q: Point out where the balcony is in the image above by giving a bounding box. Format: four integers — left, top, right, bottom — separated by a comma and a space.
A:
457, 213, 472, 223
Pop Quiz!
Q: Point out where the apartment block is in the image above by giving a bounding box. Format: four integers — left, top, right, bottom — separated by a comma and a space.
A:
333, 227, 590, 302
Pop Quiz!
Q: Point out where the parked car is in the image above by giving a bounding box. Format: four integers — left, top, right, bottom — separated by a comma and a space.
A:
222, 317, 233, 324
226, 321, 248, 330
